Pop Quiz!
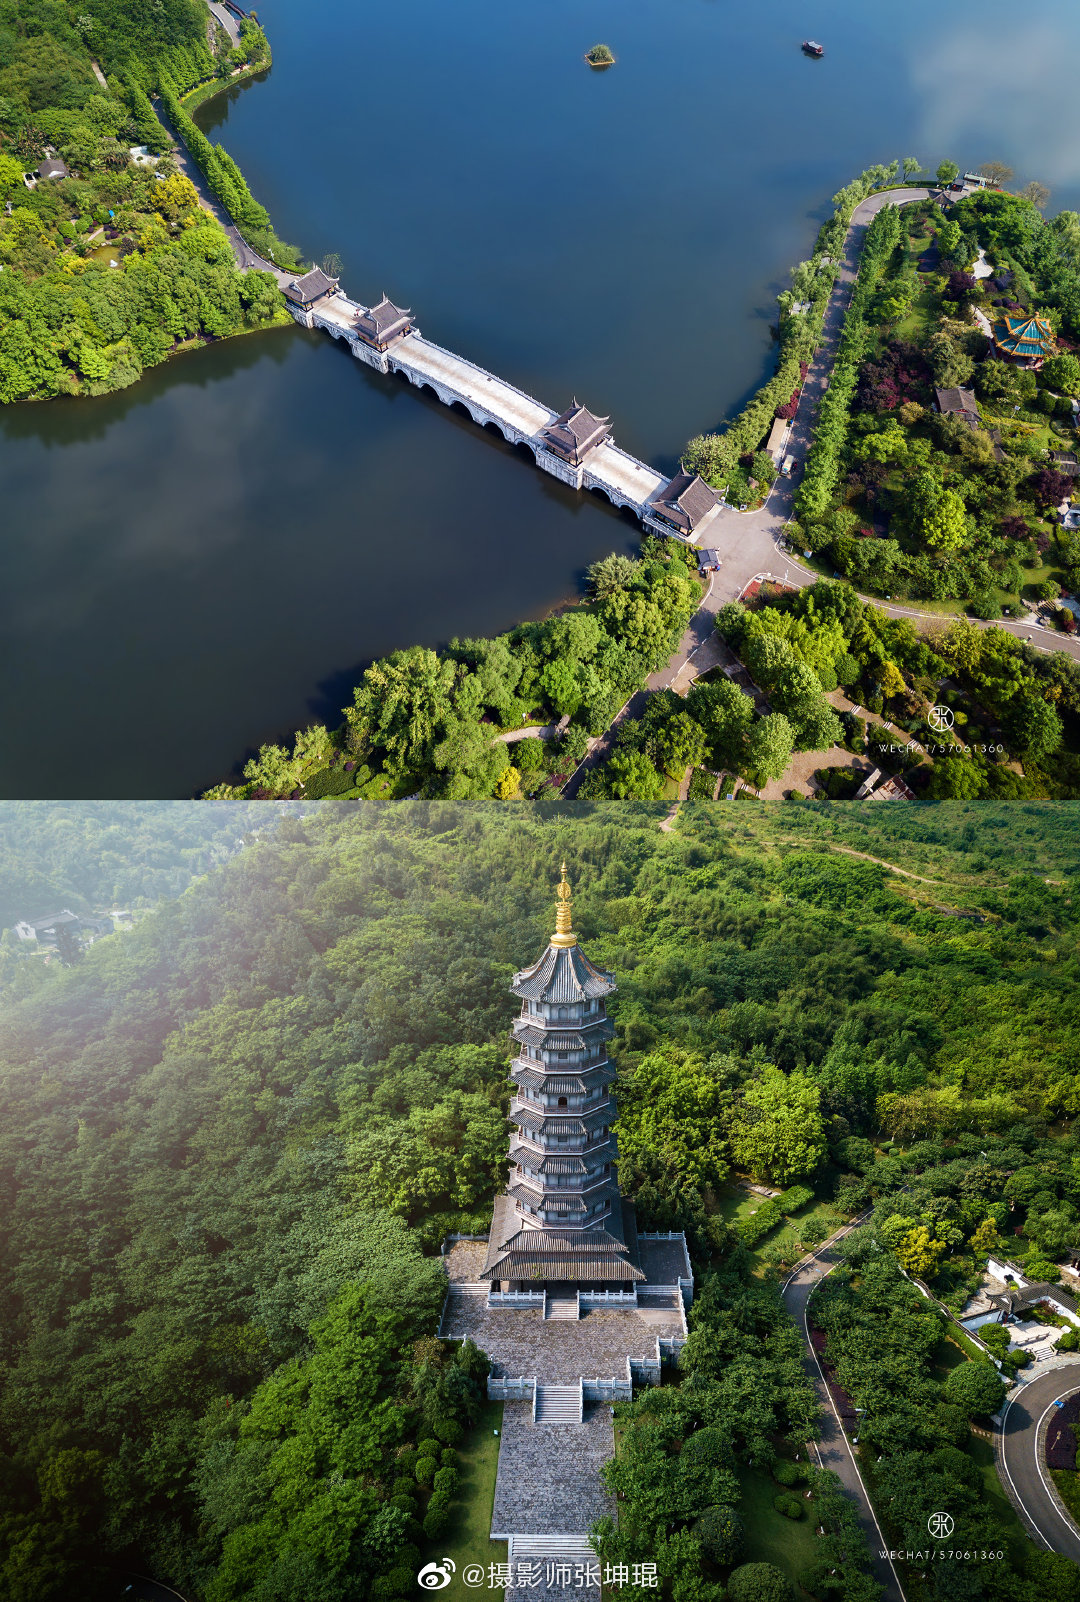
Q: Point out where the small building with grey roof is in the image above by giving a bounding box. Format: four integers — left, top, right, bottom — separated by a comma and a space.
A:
282, 268, 339, 309
541, 402, 611, 467
647, 470, 722, 536
355, 294, 412, 351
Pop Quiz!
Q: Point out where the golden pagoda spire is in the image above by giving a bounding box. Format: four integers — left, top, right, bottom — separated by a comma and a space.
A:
550, 861, 577, 948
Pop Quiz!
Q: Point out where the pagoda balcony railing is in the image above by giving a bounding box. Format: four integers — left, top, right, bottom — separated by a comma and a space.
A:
513, 1050, 608, 1070
512, 1132, 615, 1156
515, 1170, 610, 1192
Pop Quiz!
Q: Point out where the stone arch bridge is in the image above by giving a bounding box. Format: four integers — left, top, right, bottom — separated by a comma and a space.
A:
285, 280, 724, 543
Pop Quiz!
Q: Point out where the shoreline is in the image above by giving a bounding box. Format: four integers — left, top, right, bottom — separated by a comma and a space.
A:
180, 59, 271, 115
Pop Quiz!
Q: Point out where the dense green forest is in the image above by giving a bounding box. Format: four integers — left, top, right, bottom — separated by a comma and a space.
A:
1, 802, 1078, 1600
0, 800, 283, 1002
0, 0, 291, 401
203, 543, 702, 799
788, 188, 1080, 616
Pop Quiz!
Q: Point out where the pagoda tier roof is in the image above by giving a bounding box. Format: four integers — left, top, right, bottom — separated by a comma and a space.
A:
480, 1217, 645, 1283
511, 940, 615, 1004
512, 1069, 616, 1099
511, 1019, 613, 1049
992, 312, 1054, 359
515, 1152, 589, 1175
508, 1179, 618, 1212
509, 1153, 608, 1179
483, 1252, 643, 1283
648, 470, 721, 533
510, 1103, 611, 1136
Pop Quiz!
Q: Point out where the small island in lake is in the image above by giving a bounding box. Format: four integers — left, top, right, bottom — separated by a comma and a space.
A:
585, 42, 616, 68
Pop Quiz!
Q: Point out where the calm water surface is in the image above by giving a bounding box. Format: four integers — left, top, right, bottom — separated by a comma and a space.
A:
5, 0, 1080, 796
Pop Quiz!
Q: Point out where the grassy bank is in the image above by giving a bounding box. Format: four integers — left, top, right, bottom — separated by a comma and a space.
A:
430, 1399, 506, 1600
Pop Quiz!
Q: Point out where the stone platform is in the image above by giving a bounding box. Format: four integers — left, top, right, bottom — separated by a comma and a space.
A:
492, 1402, 615, 1536
440, 1295, 683, 1382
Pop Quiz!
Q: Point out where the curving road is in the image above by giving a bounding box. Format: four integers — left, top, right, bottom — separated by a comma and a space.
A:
782, 1221, 907, 1602
997, 1366, 1080, 1559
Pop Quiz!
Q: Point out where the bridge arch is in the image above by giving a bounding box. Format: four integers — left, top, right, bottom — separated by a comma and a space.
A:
483, 419, 508, 441
588, 484, 613, 504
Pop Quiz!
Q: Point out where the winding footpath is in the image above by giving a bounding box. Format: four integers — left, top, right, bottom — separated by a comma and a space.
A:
781, 1220, 907, 1602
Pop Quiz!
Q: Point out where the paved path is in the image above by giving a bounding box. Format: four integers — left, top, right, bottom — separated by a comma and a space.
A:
997, 1365, 1080, 1558
208, 1, 241, 46
782, 1220, 907, 1602
154, 100, 293, 282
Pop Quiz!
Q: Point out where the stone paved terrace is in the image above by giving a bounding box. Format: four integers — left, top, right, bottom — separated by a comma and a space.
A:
493, 1400, 615, 1536
637, 1237, 690, 1285
444, 1239, 487, 1283
440, 1297, 683, 1382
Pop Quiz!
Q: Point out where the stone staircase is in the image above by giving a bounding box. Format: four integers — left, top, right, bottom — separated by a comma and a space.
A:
533, 1383, 583, 1424
544, 1292, 579, 1321
508, 1533, 595, 1562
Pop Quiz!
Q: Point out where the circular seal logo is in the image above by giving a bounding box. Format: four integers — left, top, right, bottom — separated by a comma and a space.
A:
928, 1511, 955, 1540
928, 704, 955, 733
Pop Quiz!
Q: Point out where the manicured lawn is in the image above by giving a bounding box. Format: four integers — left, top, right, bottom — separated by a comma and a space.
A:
708, 1188, 764, 1229
430, 1400, 506, 1600
737, 1465, 821, 1596
761, 1200, 846, 1265
967, 1434, 1032, 1566
707, 1187, 846, 1272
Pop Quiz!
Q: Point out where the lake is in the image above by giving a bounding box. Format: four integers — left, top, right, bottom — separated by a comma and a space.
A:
5, 0, 1080, 797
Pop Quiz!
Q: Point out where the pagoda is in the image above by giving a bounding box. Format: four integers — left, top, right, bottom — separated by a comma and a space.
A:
482, 866, 644, 1292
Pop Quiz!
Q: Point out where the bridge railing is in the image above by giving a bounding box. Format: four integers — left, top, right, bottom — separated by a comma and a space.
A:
404, 332, 556, 423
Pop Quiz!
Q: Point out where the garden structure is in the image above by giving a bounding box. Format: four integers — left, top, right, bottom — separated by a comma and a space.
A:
438, 868, 692, 1597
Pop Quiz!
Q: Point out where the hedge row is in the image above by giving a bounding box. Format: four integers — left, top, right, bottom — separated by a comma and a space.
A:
794, 203, 904, 522
736, 1184, 815, 1246
682, 164, 907, 488
157, 73, 270, 236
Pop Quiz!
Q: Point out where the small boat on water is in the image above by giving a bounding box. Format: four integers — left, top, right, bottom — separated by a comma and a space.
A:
801, 40, 824, 57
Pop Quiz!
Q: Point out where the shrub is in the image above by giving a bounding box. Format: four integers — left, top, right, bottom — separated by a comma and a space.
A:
737, 1186, 815, 1246
697, 1504, 744, 1566
390, 1475, 417, 1500
799, 1563, 841, 1599
396, 1446, 419, 1475
432, 1465, 459, 1496
728, 1563, 796, 1602
944, 1360, 1006, 1418
773, 1493, 804, 1519
433, 1416, 464, 1446
772, 1460, 804, 1487
305, 764, 352, 798
422, 1492, 453, 1539
418, 1438, 441, 1458
1058, 1329, 1079, 1352
383, 1568, 416, 1599
414, 1456, 438, 1487
440, 1447, 459, 1468
681, 1427, 733, 1470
